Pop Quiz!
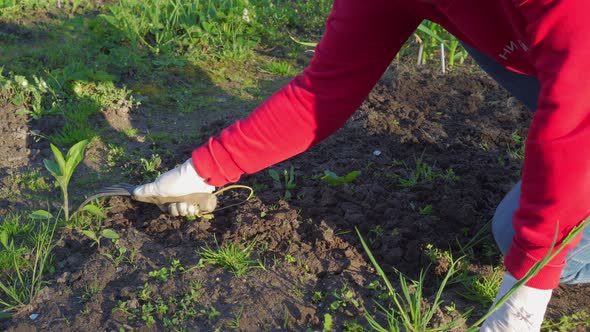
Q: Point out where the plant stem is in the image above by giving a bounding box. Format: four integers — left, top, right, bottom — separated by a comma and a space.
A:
63, 189, 69, 221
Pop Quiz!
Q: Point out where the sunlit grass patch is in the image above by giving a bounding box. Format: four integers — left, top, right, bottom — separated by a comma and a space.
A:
197, 237, 262, 277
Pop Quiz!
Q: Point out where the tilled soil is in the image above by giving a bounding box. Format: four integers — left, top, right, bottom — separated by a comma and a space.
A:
1, 63, 589, 331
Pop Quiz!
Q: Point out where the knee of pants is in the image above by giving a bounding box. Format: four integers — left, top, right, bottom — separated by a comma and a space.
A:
492, 181, 521, 256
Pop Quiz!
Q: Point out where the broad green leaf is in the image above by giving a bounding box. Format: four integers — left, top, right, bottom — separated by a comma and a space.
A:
82, 204, 106, 218
81, 230, 98, 241
64, 139, 89, 182
43, 159, 62, 178
30, 210, 54, 220
49, 143, 66, 174
65, 139, 89, 162
102, 229, 119, 239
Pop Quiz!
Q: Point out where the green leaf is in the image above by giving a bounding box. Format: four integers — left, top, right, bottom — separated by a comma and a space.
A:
49, 143, 66, 174
30, 210, 54, 220
322, 313, 333, 332
43, 159, 62, 179
343, 170, 361, 182
321, 170, 360, 186
64, 139, 89, 182
82, 204, 106, 219
0, 231, 8, 248
417, 23, 448, 46
102, 229, 119, 240
268, 169, 280, 182
323, 170, 338, 178
81, 230, 98, 241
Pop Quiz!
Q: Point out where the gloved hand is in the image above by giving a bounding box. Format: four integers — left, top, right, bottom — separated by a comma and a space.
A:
480, 272, 552, 332
133, 158, 215, 217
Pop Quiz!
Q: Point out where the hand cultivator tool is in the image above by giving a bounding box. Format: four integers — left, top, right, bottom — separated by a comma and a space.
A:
75, 184, 252, 217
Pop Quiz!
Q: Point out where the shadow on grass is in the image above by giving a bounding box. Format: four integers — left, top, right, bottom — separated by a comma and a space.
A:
0, 7, 294, 211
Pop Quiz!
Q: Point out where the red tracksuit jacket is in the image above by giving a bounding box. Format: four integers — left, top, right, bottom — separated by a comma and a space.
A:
193, 0, 590, 289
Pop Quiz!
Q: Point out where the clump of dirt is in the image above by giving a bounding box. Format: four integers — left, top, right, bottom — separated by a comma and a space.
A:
2, 63, 589, 331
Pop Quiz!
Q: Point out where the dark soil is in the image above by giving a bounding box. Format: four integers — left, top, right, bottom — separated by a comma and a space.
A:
1, 63, 589, 331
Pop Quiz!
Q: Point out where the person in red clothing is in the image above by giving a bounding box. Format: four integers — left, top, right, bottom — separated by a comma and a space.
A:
134, 0, 590, 330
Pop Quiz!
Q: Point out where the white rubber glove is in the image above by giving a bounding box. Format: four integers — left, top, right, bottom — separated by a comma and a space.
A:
133, 158, 215, 217
480, 272, 552, 332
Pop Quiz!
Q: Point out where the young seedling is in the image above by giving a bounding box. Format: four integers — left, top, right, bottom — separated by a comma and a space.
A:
148, 267, 170, 281
226, 305, 245, 329
104, 239, 128, 266
139, 154, 162, 182
312, 291, 326, 304
76, 203, 119, 248
142, 303, 156, 327
507, 130, 525, 161
269, 166, 296, 200
320, 169, 361, 186
200, 306, 220, 320
329, 284, 360, 311
43, 139, 89, 221
397, 157, 458, 188
81, 228, 119, 248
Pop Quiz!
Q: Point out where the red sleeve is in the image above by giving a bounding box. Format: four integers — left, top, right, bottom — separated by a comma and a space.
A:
504, 0, 590, 289
192, 0, 421, 186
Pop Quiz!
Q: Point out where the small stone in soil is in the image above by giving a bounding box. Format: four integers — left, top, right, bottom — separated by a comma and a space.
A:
29, 313, 39, 320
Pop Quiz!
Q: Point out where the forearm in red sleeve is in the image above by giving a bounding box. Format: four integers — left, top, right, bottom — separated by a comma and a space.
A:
193, 0, 421, 186
504, 0, 590, 289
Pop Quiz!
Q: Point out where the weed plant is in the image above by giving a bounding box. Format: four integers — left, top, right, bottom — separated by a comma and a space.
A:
0, 212, 57, 313
269, 166, 296, 200
397, 157, 458, 188
198, 237, 261, 277
321, 169, 361, 186
43, 139, 88, 221
356, 217, 589, 331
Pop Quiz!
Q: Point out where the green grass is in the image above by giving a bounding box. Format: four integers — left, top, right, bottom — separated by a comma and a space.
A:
455, 267, 503, 306
261, 61, 296, 76
396, 157, 459, 188
0, 212, 58, 314
356, 219, 589, 332
197, 237, 261, 277
542, 310, 590, 332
